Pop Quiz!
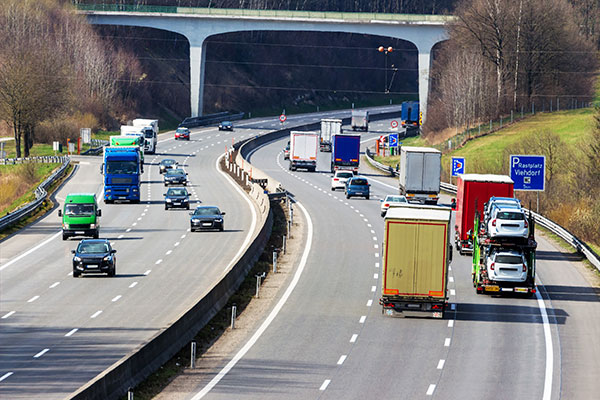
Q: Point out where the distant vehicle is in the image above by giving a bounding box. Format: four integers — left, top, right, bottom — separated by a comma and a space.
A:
398, 146, 441, 205
289, 131, 319, 172
283, 141, 290, 160
132, 118, 159, 154
320, 119, 342, 152
159, 159, 178, 174
102, 146, 141, 203
401, 101, 419, 128
487, 208, 529, 240
164, 168, 188, 186
175, 127, 190, 140
120, 125, 153, 157
345, 176, 370, 199
164, 187, 190, 210
331, 133, 361, 174
331, 170, 353, 191
351, 110, 369, 131
110, 135, 144, 167
58, 193, 101, 240
72, 239, 116, 278
190, 206, 225, 232
483, 197, 522, 226
380, 194, 408, 217
218, 121, 233, 131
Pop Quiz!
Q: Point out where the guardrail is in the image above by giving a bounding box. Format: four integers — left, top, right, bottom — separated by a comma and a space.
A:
0, 155, 68, 165
82, 139, 109, 156
364, 151, 600, 272
0, 157, 70, 232
179, 112, 245, 129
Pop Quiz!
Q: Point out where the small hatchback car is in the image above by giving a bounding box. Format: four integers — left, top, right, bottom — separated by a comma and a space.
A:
175, 127, 190, 140
345, 176, 370, 199
486, 249, 528, 283
190, 206, 226, 232
380, 194, 408, 217
164, 187, 190, 210
218, 121, 233, 131
331, 170, 354, 191
72, 239, 116, 277
159, 158, 178, 174
487, 207, 529, 240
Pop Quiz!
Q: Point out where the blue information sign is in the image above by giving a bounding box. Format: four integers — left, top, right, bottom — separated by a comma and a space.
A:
451, 157, 465, 177
510, 155, 545, 191
388, 133, 398, 148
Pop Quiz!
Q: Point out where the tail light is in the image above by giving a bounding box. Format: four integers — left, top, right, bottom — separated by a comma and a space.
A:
522, 264, 527, 272
524, 219, 528, 228
491, 219, 497, 227
490, 262, 495, 270
384, 203, 389, 207
333, 178, 339, 181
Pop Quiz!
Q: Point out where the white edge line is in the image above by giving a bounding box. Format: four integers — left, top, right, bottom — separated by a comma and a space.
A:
536, 287, 554, 400
190, 200, 313, 400
0, 231, 61, 271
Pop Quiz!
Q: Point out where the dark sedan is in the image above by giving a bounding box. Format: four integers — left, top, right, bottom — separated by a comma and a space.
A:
159, 158, 177, 174
164, 187, 190, 210
72, 239, 116, 277
164, 168, 188, 186
190, 206, 225, 232
218, 121, 233, 131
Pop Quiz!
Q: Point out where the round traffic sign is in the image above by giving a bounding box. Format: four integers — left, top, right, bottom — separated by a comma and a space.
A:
391, 120, 398, 128
279, 114, 287, 123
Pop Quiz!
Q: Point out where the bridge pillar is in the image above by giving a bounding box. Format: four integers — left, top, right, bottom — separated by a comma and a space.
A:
189, 38, 208, 117
417, 44, 433, 124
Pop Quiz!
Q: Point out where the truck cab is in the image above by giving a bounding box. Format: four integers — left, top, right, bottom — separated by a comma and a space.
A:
102, 146, 141, 203
58, 193, 101, 240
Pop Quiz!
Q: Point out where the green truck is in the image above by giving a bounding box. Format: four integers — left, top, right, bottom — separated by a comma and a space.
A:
58, 193, 101, 240
380, 205, 452, 318
110, 135, 144, 166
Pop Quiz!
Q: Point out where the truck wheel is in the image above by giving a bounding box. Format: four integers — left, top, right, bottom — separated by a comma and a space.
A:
346, 194, 350, 199
366, 195, 370, 200
93, 231, 99, 239
62, 233, 68, 241
108, 267, 115, 277
331, 187, 335, 191
105, 199, 114, 204
381, 211, 386, 217
73, 271, 80, 278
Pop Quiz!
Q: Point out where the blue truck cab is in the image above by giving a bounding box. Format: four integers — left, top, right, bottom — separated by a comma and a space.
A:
401, 101, 420, 128
102, 146, 141, 203
331, 133, 361, 173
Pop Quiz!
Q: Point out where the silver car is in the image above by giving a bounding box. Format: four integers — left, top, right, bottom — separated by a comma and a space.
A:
380, 195, 408, 217
486, 249, 527, 282
487, 207, 529, 239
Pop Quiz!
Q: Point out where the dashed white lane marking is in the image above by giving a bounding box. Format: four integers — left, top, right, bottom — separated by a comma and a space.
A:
90, 311, 102, 319
112, 295, 122, 302
366, 300, 373, 307
144, 270, 151, 275
27, 296, 39, 303
375, 262, 380, 268
166, 250, 172, 255
426, 384, 436, 396
450, 289, 456, 296
33, 349, 49, 358
371, 286, 376, 292
132, 222, 137, 226
319, 380, 331, 391
110, 242, 115, 246
0, 372, 14, 382
65, 328, 78, 337
372, 236, 377, 241
49, 282, 60, 289
374, 244, 379, 249
118, 235, 124, 239
367, 224, 372, 228
444, 338, 451, 347
359, 214, 364, 217
448, 320, 454, 328
359, 316, 366, 324
181, 234, 186, 239
337, 355, 347, 365
137, 217, 142, 221
375, 253, 379, 258
174, 242, 180, 247
126, 228, 132, 232
2, 311, 15, 319
350, 334, 358, 343
374, 273, 379, 279
370, 230, 375, 234
156, 259, 163, 265
129, 282, 138, 288
449, 276, 454, 283
437, 359, 445, 369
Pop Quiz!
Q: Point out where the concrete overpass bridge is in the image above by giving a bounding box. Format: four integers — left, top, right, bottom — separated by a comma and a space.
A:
79, 5, 452, 120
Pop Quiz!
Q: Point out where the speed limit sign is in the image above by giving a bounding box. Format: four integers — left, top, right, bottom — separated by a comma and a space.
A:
391, 120, 399, 129
279, 114, 287, 123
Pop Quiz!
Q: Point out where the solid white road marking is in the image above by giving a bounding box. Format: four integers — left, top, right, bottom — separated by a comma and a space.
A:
129, 282, 138, 288
350, 334, 358, 343
33, 349, 49, 358
444, 338, 451, 347
437, 359, 445, 369
65, 329, 78, 337
0, 372, 13, 382
90, 311, 102, 319
112, 295, 122, 302
2, 311, 15, 319
49, 282, 60, 289
426, 384, 436, 396
536, 287, 554, 400
0, 231, 61, 271
337, 355, 347, 365
359, 316, 366, 323
27, 296, 39, 303
320, 380, 331, 391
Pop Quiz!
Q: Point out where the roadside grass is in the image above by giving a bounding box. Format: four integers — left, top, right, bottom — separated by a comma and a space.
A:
0, 163, 60, 215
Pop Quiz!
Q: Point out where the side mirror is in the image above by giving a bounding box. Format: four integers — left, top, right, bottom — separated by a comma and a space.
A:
100, 163, 104, 174
221, 212, 226, 215
71, 250, 76, 254
58, 210, 62, 217
379, 199, 383, 202
163, 194, 167, 196
111, 249, 117, 254
189, 212, 194, 216
96, 209, 102, 217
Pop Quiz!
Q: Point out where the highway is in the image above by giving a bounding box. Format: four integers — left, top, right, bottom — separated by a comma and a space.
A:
183, 117, 599, 400
1, 111, 598, 399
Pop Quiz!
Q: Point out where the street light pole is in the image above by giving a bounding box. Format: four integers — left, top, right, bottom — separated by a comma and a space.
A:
378, 46, 393, 94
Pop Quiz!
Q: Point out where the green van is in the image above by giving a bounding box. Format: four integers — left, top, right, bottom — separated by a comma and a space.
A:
58, 193, 101, 240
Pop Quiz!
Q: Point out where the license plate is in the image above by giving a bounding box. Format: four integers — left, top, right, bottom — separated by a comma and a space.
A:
432, 312, 443, 318
173, 202, 180, 205
202, 222, 212, 226
514, 288, 528, 293
119, 196, 126, 199
486, 285, 500, 292
86, 264, 98, 268
76, 231, 85, 234
385, 309, 394, 316
501, 287, 514, 292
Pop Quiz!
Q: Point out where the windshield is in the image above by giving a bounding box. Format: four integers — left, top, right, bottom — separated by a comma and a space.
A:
194, 207, 220, 216
337, 172, 353, 179
350, 179, 368, 186
385, 196, 407, 203
176, 128, 188, 133
65, 203, 94, 216
77, 242, 110, 254
162, 159, 175, 166
168, 189, 188, 196
496, 254, 523, 264
144, 132, 154, 138
168, 169, 185, 176
106, 160, 138, 174
497, 211, 524, 220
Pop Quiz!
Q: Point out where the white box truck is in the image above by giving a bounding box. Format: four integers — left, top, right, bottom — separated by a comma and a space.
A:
398, 146, 441, 205
289, 131, 319, 172
320, 119, 342, 152
351, 110, 369, 131
132, 118, 158, 154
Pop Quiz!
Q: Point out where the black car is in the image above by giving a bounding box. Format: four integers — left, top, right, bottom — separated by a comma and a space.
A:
164, 168, 188, 186
159, 158, 177, 174
190, 206, 225, 232
164, 187, 190, 210
72, 239, 116, 277
218, 121, 233, 131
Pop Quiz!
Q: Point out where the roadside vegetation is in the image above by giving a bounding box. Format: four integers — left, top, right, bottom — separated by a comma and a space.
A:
0, 163, 60, 215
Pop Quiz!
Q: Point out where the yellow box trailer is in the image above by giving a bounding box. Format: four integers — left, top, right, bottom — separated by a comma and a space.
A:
381, 205, 452, 318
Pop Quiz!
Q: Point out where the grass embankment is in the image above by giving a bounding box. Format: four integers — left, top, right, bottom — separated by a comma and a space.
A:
0, 163, 60, 215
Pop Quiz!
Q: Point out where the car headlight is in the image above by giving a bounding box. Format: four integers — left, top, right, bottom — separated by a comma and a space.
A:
215, 218, 223, 222
103, 256, 112, 261
166, 199, 172, 202
63, 223, 69, 229
90, 224, 96, 229
73, 256, 81, 262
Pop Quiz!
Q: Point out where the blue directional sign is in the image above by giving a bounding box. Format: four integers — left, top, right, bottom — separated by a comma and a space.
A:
451, 157, 465, 176
510, 155, 545, 191
388, 133, 399, 148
